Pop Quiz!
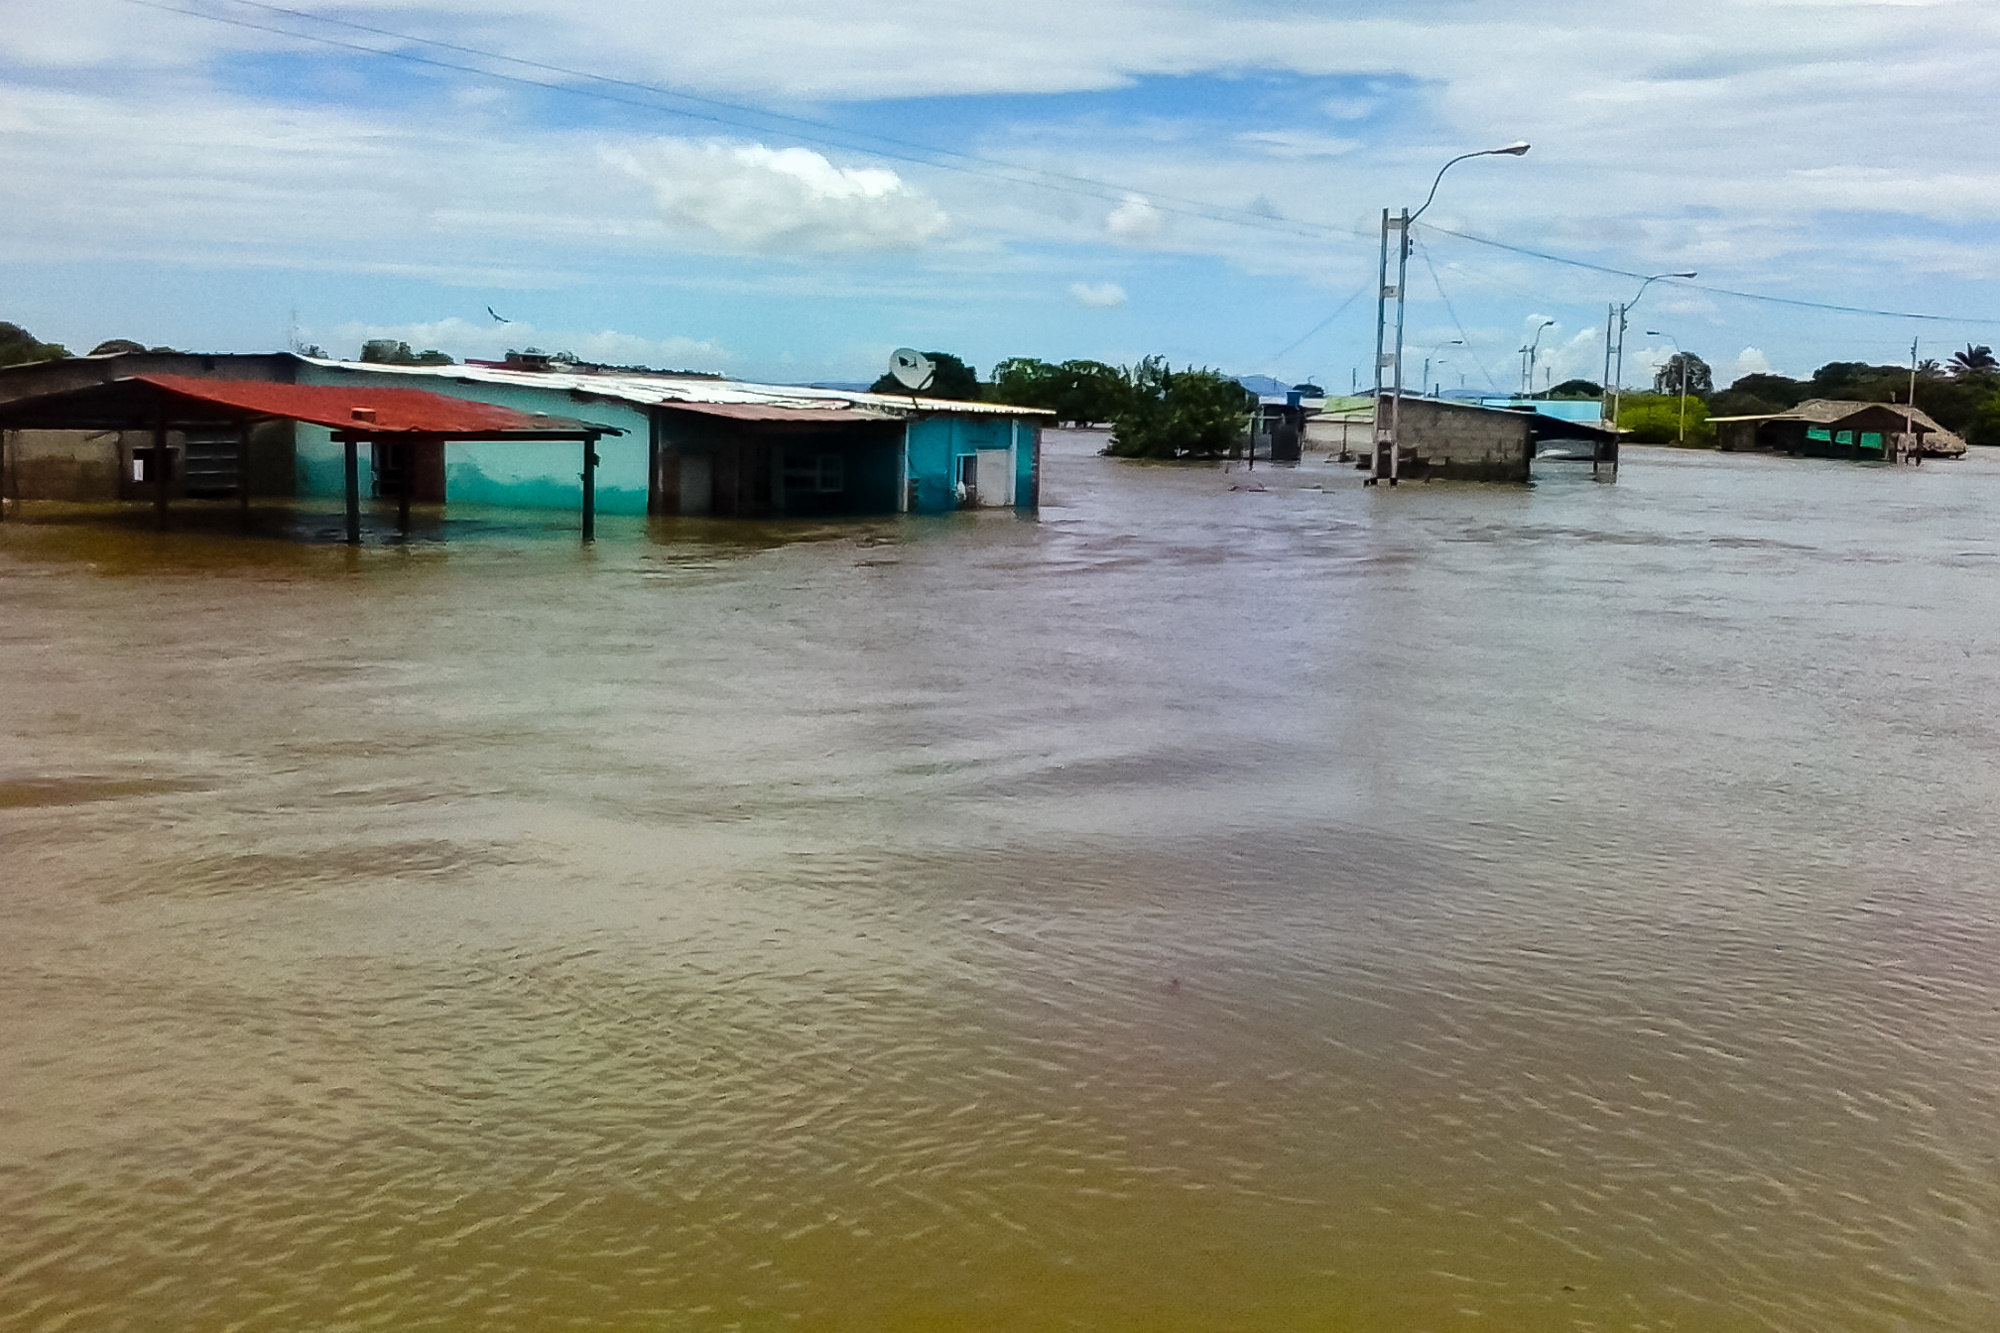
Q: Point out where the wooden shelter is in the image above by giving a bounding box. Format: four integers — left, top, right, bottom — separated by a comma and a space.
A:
0, 374, 619, 542
1711, 399, 1967, 461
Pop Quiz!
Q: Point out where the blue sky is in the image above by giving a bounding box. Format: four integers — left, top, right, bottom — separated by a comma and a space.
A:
4, 0, 1999, 390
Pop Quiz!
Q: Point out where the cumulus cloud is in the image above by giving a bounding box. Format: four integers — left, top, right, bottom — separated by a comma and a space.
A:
1069, 280, 1127, 308
1732, 347, 1774, 378
1106, 194, 1164, 244
606, 140, 947, 254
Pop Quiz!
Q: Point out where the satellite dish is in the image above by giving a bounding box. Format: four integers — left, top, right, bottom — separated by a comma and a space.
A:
888, 348, 935, 393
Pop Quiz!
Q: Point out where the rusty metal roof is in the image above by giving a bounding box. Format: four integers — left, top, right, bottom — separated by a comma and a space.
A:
0, 373, 618, 437
132, 375, 615, 436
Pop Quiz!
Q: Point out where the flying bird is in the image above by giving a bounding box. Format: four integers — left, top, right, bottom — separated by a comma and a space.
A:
487, 306, 511, 324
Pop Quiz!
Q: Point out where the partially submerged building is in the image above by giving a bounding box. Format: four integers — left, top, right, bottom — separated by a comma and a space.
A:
1711, 399, 1967, 460
0, 351, 1050, 526
1369, 396, 1619, 482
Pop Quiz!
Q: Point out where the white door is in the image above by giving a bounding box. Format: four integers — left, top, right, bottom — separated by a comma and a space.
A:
974, 446, 1014, 507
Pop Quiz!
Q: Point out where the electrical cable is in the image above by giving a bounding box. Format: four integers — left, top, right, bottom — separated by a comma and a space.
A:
1263, 278, 1373, 366
118, 0, 1376, 245
109, 0, 2000, 333
1414, 237, 1502, 392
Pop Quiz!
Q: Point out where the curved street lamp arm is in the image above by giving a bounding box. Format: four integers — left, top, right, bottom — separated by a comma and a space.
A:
1409, 142, 1531, 226
1625, 271, 1699, 313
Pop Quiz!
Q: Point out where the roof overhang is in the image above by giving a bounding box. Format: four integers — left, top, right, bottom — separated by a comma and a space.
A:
655, 401, 902, 424
0, 374, 622, 439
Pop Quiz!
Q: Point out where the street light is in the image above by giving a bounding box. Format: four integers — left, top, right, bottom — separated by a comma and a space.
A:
1370, 141, 1531, 485
1646, 330, 1690, 444
1424, 338, 1464, 397
1521, 319, 1555, 396
1603, 271, 1696, 433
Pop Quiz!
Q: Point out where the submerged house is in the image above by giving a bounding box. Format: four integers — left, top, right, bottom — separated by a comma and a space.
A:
290, 357, 1048, 517
0, 351, 1050, 522
1367, 395, 1618, 481
1712, 399, 1967, 460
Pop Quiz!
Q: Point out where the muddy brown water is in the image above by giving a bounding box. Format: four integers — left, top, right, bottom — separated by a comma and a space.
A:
5, 436, 2000, 1330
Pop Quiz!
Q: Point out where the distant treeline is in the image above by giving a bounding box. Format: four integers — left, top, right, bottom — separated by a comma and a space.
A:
875, 352, 1256, 459
1599, 345, 2000, 447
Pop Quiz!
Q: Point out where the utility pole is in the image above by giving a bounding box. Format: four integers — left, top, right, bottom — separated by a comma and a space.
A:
1906, 336, 1920, 463
1368, 142, 1530, 487
1369, 209, 1393, 484
1600, 305, 1616, 425
1646, 330, 1689, 444
1607, 272, 1697, 438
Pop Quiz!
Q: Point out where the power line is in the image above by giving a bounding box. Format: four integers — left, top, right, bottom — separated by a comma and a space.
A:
1414, 237, 1502, 392
107, 0, 2000, 333
1421, 223, 2000, 328
1263, 278, 1373, 366
121, 0, 1372, 246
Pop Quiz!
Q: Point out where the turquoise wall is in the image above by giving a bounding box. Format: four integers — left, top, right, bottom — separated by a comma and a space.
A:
904, 416, 1035, 513
292, 365, 649, 515
288, 366, 1038, 518
295, 426, 373, 500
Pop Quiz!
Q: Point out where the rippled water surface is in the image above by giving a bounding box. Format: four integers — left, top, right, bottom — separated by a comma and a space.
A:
6, 439, 2000, 1330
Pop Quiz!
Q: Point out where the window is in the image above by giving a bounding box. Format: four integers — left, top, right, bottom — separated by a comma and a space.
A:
784, 453, 844, 493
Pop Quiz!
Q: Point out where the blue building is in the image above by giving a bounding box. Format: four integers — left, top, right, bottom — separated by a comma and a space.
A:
292, 357, 1047, 519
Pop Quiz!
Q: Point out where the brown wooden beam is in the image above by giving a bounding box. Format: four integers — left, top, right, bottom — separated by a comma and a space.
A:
343, 437, 361, 545
153, 413, 170, 531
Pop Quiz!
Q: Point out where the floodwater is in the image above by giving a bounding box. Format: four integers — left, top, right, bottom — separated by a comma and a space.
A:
4, 436, 2000, 1331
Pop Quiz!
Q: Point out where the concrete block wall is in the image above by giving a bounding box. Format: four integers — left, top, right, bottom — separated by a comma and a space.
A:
1380, 397, 1532, 482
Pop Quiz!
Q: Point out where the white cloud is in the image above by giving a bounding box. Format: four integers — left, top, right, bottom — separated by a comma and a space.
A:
327, 316, 730, 370
606, 140, 947, 254
1732, 346, 1774, 378
1069, 280, 1127, 307
1236, 130, 1361, 160
1106, 194, 1164, 244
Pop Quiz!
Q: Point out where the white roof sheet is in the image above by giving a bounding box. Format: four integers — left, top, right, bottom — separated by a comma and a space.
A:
300, 357, 1052, 419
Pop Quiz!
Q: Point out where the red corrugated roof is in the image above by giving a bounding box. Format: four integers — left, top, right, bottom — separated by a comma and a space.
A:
133, 374, 603, 435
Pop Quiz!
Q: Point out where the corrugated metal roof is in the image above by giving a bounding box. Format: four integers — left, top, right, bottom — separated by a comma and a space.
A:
136, 374, 614, 436
299, 357, 1054, 419
0, 373, 617, 436
652, 400, 901, 424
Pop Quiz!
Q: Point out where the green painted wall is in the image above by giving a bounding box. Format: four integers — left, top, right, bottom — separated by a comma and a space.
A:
291, 365, 648, 515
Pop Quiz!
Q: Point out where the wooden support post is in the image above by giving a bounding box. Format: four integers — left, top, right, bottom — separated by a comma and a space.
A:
0, 427, 9, 522
153, 415, 171, 530
343, 437, 361, 545
397, 439, 413, 535
238, 423, 253, 524
581, 435, 598, 542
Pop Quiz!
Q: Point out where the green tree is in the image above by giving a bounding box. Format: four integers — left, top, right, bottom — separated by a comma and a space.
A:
1950, 344, 1997, 376
1967, 395, 2000, 448
1105, 357, 1253, 459
1618, 392, 1714, 447
360, 339, 452, 366
1652, 352, 1712, 398
0, 322, 70, 368
1728, 372, 1807, 409
989, 357, 1063, 410
869, 350, 980, 400
1054, 360, 1129, 425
